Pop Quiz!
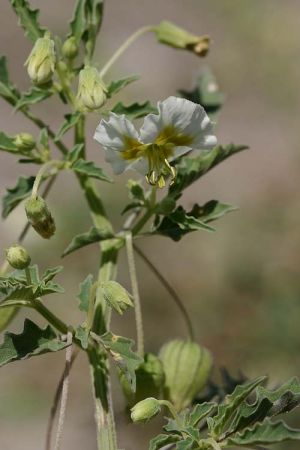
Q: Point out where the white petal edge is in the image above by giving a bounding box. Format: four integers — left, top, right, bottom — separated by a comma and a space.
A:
94, 113, 139, 152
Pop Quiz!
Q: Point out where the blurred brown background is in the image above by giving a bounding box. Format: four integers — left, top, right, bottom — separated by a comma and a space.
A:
1, 0, 300, 449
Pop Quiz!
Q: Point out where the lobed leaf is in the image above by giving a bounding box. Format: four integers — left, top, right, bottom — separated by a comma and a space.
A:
62, 227, 115, 257
107, 75, 140, 97
0, 56, 20, 105
110, 101, 157, 119
15, 87, 52, 110
149, 434, 180, 450
71, 159, 112, 182
2, 175, 35, 218
0, 131, 18, 154
10, 0, 45, 42
55, 112, 81, 141
0, 319, 69, 367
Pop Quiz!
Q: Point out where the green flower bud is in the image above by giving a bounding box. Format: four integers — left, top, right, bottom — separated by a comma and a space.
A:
121, 353, 165, 407
25, 34, 56, 85
14, 133, 36, 151
5, 244, 31, 270
155, 21, 210, 57
101, 280, 133, 315
25, 196, 56, 239
62, 36, 78, 60
77, 66, 107, 111
159, 339, 213, 411
130, 397, 161, 423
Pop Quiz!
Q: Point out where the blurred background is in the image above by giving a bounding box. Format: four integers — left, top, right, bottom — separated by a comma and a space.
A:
1, 0, 300, 449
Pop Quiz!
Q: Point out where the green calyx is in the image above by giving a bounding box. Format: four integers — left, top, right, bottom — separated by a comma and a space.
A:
5, 244, 31, 270
159, 339, 213, 411
130, 397, 161, 423
14, 133, 36, 151
25, 32, 56, 86
25, 196, 56, 239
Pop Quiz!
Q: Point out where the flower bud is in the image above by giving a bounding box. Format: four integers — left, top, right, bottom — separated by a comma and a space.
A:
130, 397, 161, 423
77, 66, 107, 111
14, 133, 36, 152
121, 353, 165, 407
25, 196, 56, 239
101, 280, 133, 315
154, 21, 210, 57
5, 244, 31, 270
62, 36, 78, 60
159, 339, 213, 411
25, 33, 56, 85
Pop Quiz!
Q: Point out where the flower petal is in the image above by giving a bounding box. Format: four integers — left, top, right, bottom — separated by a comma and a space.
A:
94, 113, 139, 151
104, 147, 128, 174
140, 96, 217, 149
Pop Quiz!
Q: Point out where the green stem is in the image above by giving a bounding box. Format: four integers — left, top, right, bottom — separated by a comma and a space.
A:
33, 300, 69, 335
131, 187, 157, 235
158, 400, 181, 427
100, 25, 155, 78
125, 232, 144, 356
31, 160, 62, 199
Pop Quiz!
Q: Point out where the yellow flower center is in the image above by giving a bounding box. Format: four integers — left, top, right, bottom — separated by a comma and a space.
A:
121, 126, 193, 188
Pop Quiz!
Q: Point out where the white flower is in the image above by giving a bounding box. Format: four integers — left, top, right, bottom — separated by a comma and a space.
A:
94, 96, 217, 188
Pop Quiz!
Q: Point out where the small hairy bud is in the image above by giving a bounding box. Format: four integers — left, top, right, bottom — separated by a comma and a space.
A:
77, 66, 107, 110
25, 33, 56, 85
25, 196, 56, 239
159, 339, 213, 411
101, 280, 133, 315
130, 397, 161, 423
62, 36, 78, 60
6, 244, 31, 270
155, 21, 210, 57
14, 133, 36, 151
121, 353, 165, 407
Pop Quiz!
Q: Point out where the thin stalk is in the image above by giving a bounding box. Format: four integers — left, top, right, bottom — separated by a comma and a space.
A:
31, 160, 61, 199
33, 300, 69, 335
131, 187, 157, 236
53, 331, 73, 450
133, 244, 194, 340
100, 25, 155, 78
125, 232, 144, 356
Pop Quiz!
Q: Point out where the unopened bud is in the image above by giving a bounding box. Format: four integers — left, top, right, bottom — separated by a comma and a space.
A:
159, 339, 213, 411
14, 133, 35, 151
25, 196, 56, 239
6, 244, 31, 270
155, 21, 210, 57
62, 36, 78, 60
25, 33, 56, 85
130, 397, 161, 423
101, 280, 133, 315
77, 66, 107, 110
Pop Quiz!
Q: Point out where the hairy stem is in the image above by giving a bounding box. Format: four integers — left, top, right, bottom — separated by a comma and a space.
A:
126, 232, 144, 356
133, 244, 194, 340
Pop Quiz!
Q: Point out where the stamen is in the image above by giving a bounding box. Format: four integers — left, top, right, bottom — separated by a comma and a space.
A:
144, 145, 177, 188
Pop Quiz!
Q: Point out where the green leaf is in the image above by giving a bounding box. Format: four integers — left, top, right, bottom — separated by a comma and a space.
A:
0, 307, 18, 332
0, 131, 18, 154
149, 434, 180, 450
179, 69, 224, 119
10, 0, 45, 42
228, 419, 300, 446
71, 159, 112, 183
155, 197, 176, 215
154, 205, 215, 241
69, 0, 86, 42
259, 377, 300, 417
95, 331, 143, 391
55, 112, 81, 141
83, 0, 104, 44
0, 56, 20, 105
176, 438, 195, 450
209, 376, 267, 438
110, 101, 157, 119
2, 175, 35, 218
188, 201, 237, 224
0, 285, 33, 302
62, 227, 115, 257
67, 144, 84, 163
15, 87, 52, 110
107, 75, 140, 97
75, 325, 89, 349
127, 179, 146, 202
41, 266, 63, 284
187, 402, 216, 427
169, 144, 248, 199
0, 319, 69, 367
77, 274, 94, 312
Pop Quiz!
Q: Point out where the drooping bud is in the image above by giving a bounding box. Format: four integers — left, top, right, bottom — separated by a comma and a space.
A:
154, 21, 210, 57
5, 244, 31, 270
121, 353, 165, 407
25, 33, 56, 85
14, 133, 36, 152
101, 280, 133, 315
77, 66, 107, 111
130, 397, 161, 423
62, 36, 79, 60
159, 339, 213, 411
25, 196, 56, 239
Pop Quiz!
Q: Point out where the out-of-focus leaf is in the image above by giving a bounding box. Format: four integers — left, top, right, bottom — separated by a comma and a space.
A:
107, 75, 139, 97
71, 159, 112, 182
10, 0, 45, 42
15, 87, 52, 110
0, 56, 20, 105
62, 227, 115, 257
2, 175, 35, 218
0, 319, 68, 367
149, 434, 180, 450
55, 112, 81, 141
77, 274, 94, 312
69, 0, 86, 42
0, 307, 18, 333
41, 266, 63, 284
188, 201, 237, 223
110, 101, 157, 119
0, 131, 18, 154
